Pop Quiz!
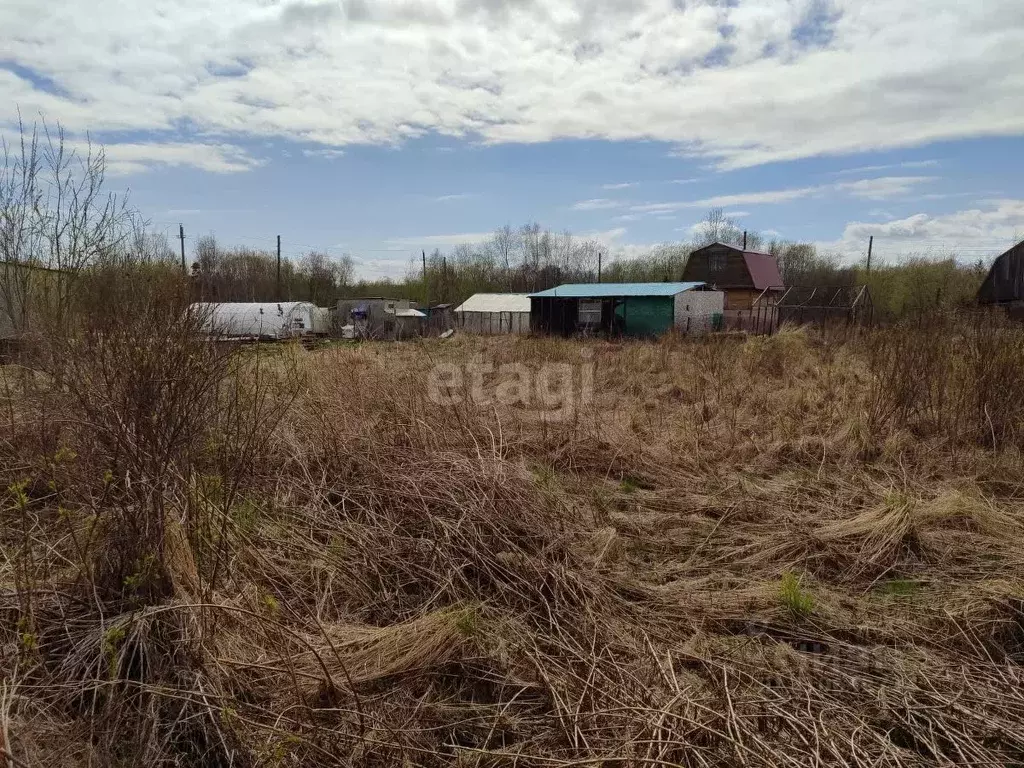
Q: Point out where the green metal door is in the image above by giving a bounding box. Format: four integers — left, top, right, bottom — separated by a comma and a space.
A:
616, 296, 674, 336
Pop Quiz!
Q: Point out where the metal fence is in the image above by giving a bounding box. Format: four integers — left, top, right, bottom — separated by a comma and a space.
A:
751, 285, 874, 334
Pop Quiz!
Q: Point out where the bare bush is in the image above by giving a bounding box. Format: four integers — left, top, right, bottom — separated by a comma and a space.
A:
867, 310, 1024, 448
0, 117, 133, 344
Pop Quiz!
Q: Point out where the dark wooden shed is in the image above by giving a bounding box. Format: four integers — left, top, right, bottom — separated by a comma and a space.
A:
682, 242, 784, 311
978, 240, 1024, 311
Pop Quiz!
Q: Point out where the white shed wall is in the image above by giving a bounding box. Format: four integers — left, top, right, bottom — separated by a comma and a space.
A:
674, 290, 724, 333
193, 302, 318, 339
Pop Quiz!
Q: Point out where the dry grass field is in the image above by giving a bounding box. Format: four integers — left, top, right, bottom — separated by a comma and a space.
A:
4, 318, 1024, 766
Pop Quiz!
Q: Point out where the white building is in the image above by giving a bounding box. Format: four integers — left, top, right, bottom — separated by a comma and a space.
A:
453, 293, 531, 334
191, 301, 323, 340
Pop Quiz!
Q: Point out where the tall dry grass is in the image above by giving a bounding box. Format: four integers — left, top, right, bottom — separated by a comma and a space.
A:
3, 313, 1024, 766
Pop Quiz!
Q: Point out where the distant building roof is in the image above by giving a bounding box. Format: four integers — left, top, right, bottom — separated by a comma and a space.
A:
453, 293, 531, 313
978, 239, 1024, 305
0, 259, 64, 275
395, 308, 426, 318
529, 282, 707, 299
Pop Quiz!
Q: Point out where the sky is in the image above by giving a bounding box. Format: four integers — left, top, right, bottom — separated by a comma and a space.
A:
2, 0, 1024, 279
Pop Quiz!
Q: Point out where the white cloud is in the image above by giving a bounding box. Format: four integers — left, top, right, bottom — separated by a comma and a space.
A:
302, 147, 345, 160
386, 232, 494, 247
602, 182, 638, 190
723, 210, 751, 218
919, 191, 990, 201
2, 1, 1022, 171
670, 178, 700, 185
579, 227, 628, 245
350, 255, 416, 280
834, 175, 934, 200
433, 193, 475, 202
89, 141, 262, 175
632, 185, 820, 212
572, 198, 622, 211
821, 199, 1024, 261
609, 241, 681, 261
632, 175, 933, 212
834, 159, 939, 175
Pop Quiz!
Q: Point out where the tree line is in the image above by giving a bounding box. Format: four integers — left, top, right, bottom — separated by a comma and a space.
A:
342, 210, 993, 322
1, 118, 997, 336
178, 209, 993, 323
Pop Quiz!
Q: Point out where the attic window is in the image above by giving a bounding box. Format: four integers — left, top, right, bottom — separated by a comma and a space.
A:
708, 252, 726, 273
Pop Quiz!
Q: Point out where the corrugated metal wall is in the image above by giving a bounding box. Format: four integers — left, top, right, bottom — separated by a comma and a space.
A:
616, 296, 674, 336
978, 242, 1024, 305
458, 311, 530, 334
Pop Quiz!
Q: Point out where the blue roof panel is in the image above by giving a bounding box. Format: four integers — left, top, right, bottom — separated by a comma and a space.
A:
528, 282, 706, 298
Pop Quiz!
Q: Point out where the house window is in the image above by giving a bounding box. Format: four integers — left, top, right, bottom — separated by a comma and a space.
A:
708, 252, 726, 273
578, 300, 602, 326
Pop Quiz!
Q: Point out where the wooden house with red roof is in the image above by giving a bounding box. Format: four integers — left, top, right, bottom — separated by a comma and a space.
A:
682, 242, 784, 311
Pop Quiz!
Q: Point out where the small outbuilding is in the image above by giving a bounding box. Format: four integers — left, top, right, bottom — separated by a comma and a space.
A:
335, 297, 416, 339
978, 240, 1024, 313
453, 293, 531, 334
423, 303, 455, 334
529, 282, 723, 337
394, 307, 426, 339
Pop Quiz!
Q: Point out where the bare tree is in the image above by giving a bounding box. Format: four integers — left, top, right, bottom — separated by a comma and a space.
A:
133, 227, 176, 263
298, 250, 340, 305
692, 208, 744, 248
0, 117, 132, 342
336, 254, 355, 287
194, 234, 220, 273
0, 118, 43, 337
491, 224, 516, 289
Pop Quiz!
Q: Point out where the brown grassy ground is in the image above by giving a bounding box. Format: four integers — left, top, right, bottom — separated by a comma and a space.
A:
3, 321, 1024, 766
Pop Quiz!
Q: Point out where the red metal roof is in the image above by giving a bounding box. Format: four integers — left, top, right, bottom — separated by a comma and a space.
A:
690, 242, 784, 289
742, 251, 783, 290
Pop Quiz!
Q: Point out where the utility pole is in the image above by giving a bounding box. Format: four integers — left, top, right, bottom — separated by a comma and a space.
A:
276, 235, 282, 300
597, 252, 602, 283
178, 224, 186, 273
742, 231, 747, 250
866, 236, 874, 274
422, 249, 428, 306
